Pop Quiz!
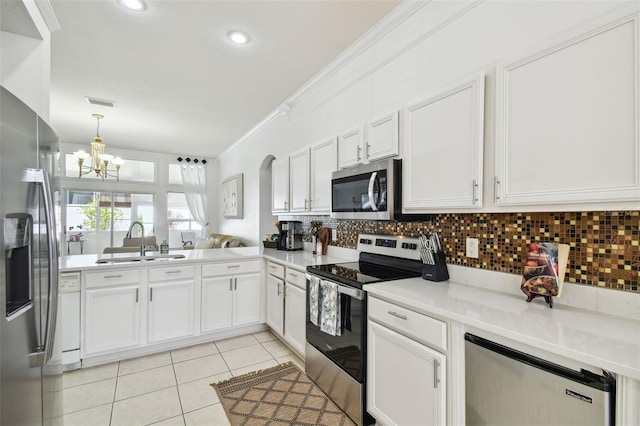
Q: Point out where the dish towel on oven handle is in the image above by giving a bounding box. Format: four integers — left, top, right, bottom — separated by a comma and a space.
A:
320, 280, 341, 336
307, 274, 320, 327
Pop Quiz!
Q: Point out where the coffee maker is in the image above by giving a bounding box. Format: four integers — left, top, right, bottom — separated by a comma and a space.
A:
277, 221, 303, 251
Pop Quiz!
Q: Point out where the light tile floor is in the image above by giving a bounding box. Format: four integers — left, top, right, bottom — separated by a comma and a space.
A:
62, 331, 304, 426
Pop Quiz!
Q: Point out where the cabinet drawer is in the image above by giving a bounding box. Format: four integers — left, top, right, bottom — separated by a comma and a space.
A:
202, 260, 261, 277
85, 269, 141, 288
148, 265, 195, 282
285, 267, 306, 289
369, 297, 447, 352
266, 261, 285, 279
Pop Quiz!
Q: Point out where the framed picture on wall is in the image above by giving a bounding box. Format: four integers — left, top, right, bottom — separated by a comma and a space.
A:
222, 173, 243, 219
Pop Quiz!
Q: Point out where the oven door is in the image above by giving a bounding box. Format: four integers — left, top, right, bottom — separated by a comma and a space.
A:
306, 275, 366, 382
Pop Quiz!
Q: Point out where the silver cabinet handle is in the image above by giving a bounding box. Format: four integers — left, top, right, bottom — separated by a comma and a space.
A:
366, 142, 371, 159
269, 265, 277, 270
234, 277, 237, 290
284, 201, 288, 210
229, 278, 233, 291
388, 311, 407, 320
135, 288, 139, 303
304, 199, 308, 210
150, 287, 153, 302
288, 272, 298, 277
494, 176, 500, 203
277, 282, 281, 296
165, 270, 182, 274
356, 145, 362, 161
227, 265, 240, 269
472, 179, 478, 204
104, 274, 123, 279
434, 360, 441, 388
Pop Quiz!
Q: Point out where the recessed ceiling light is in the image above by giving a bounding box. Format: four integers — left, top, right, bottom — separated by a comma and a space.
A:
117, 0, 146, 12
227, 31, 250, 45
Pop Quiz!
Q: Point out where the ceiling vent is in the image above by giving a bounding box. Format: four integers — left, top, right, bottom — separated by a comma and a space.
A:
84, 96, 117, 108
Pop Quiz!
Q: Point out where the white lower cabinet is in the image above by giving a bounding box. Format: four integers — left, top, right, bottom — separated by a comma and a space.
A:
266, 274, 285, 336
283, 282, 305, 356
81, 259, 262, 360
265, 261, 306, 357
148, 280, 195, 343
200, 261, 261, 333
201, 276, 233, 332
83, 285, 140, 356
367, 297, 446, 426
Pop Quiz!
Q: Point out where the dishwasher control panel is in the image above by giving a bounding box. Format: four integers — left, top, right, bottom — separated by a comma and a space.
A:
60, 271, 81, 292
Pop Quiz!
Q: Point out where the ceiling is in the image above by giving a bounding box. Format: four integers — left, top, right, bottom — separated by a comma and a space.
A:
48, 0, 400, 160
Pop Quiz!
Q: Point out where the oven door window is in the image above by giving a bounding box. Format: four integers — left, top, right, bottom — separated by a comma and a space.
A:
332, 170, 387, 213
306, 287, 365, 382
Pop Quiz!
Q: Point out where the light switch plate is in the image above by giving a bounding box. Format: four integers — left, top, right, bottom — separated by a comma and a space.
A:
466, 238, 479, 258
332, 228, 337, 241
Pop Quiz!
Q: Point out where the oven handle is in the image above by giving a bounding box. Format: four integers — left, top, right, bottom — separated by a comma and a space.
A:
306, 274, 365, 300
338, 283, 364, 300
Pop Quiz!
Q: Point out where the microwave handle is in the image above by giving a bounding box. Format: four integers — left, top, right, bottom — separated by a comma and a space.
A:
368, 172, 379, 211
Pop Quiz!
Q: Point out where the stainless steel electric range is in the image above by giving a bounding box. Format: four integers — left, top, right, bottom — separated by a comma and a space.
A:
305, 234, 423, 425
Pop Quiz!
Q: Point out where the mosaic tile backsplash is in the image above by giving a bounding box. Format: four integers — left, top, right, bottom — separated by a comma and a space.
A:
293, 211, 639, 292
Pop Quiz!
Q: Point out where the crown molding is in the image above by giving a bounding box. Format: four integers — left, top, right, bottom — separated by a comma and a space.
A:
35, 0, 61, 33
221, 1, 430, 158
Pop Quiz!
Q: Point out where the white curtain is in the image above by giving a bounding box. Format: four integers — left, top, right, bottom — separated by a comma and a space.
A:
180, 164, 211, 238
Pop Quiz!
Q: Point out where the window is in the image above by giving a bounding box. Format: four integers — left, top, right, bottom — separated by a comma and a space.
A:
167, 192, 202, 248
64, 190, 154, 254
64, 154, 156, 183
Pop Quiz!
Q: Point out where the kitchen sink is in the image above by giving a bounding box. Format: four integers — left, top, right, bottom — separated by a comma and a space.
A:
95, 254, 186, 264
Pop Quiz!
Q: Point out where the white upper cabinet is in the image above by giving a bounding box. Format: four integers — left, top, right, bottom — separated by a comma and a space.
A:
273, 137, 337, 215
338, 126, 365, 169
271, 157, 290, 213
289, 148, 310, 213
366, 111, 399, 162
494, 11, 640, 206
309, 137, 337, 213
403, 74, 485, 211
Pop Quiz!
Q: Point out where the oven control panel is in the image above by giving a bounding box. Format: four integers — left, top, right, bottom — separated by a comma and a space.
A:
357, 234, 421, 261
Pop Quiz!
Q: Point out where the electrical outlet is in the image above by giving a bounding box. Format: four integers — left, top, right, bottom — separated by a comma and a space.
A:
332, 228, 337, 241
466, 238, 479, 258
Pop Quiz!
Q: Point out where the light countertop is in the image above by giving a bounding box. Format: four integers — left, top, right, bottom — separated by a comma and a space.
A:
60, 247, 263, 271
366, 278, 640, 381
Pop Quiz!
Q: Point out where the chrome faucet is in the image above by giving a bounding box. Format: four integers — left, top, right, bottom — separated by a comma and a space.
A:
126, 220, 145, 256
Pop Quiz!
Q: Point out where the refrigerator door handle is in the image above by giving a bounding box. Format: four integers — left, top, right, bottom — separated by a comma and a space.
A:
23, 169, 59, 363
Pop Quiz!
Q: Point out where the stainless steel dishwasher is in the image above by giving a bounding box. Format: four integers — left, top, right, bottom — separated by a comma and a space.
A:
465, 333, 615, 426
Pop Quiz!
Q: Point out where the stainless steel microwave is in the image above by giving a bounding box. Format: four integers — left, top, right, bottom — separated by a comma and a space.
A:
331, 159, 401, 220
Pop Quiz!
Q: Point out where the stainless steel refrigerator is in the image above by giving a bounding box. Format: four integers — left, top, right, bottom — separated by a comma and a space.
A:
1, 86, 64, 425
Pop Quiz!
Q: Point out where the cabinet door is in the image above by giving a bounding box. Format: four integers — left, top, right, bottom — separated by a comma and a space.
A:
266, 274, 284, 336
148, 280, 195, 343
283, 282, 306, 357
201, 276, 233, 333
403, 74, 484, 211
338, 126, 364, 169
272, 157, 290, 213
83, 286, 140, 356
495, 13, 640, 205
367, 321, 445, 426
366, 111, 399, 162
289, 149, 310, 213
309, 137, 337, 213
232, 273, 261, 327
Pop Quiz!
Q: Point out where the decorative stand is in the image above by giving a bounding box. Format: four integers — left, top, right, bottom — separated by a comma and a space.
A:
523, 290, 554, 308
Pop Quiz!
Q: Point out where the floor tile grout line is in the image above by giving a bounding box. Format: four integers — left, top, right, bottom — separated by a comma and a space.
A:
109, 361, 120, 426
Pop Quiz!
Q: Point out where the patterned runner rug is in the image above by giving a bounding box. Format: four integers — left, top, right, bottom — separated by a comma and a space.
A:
211, 361, 356, 426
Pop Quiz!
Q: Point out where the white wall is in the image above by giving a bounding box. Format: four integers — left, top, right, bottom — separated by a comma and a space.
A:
216, 0, 636, 246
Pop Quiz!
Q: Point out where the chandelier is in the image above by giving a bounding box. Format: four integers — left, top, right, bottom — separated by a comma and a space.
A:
73, 114, 124, 180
